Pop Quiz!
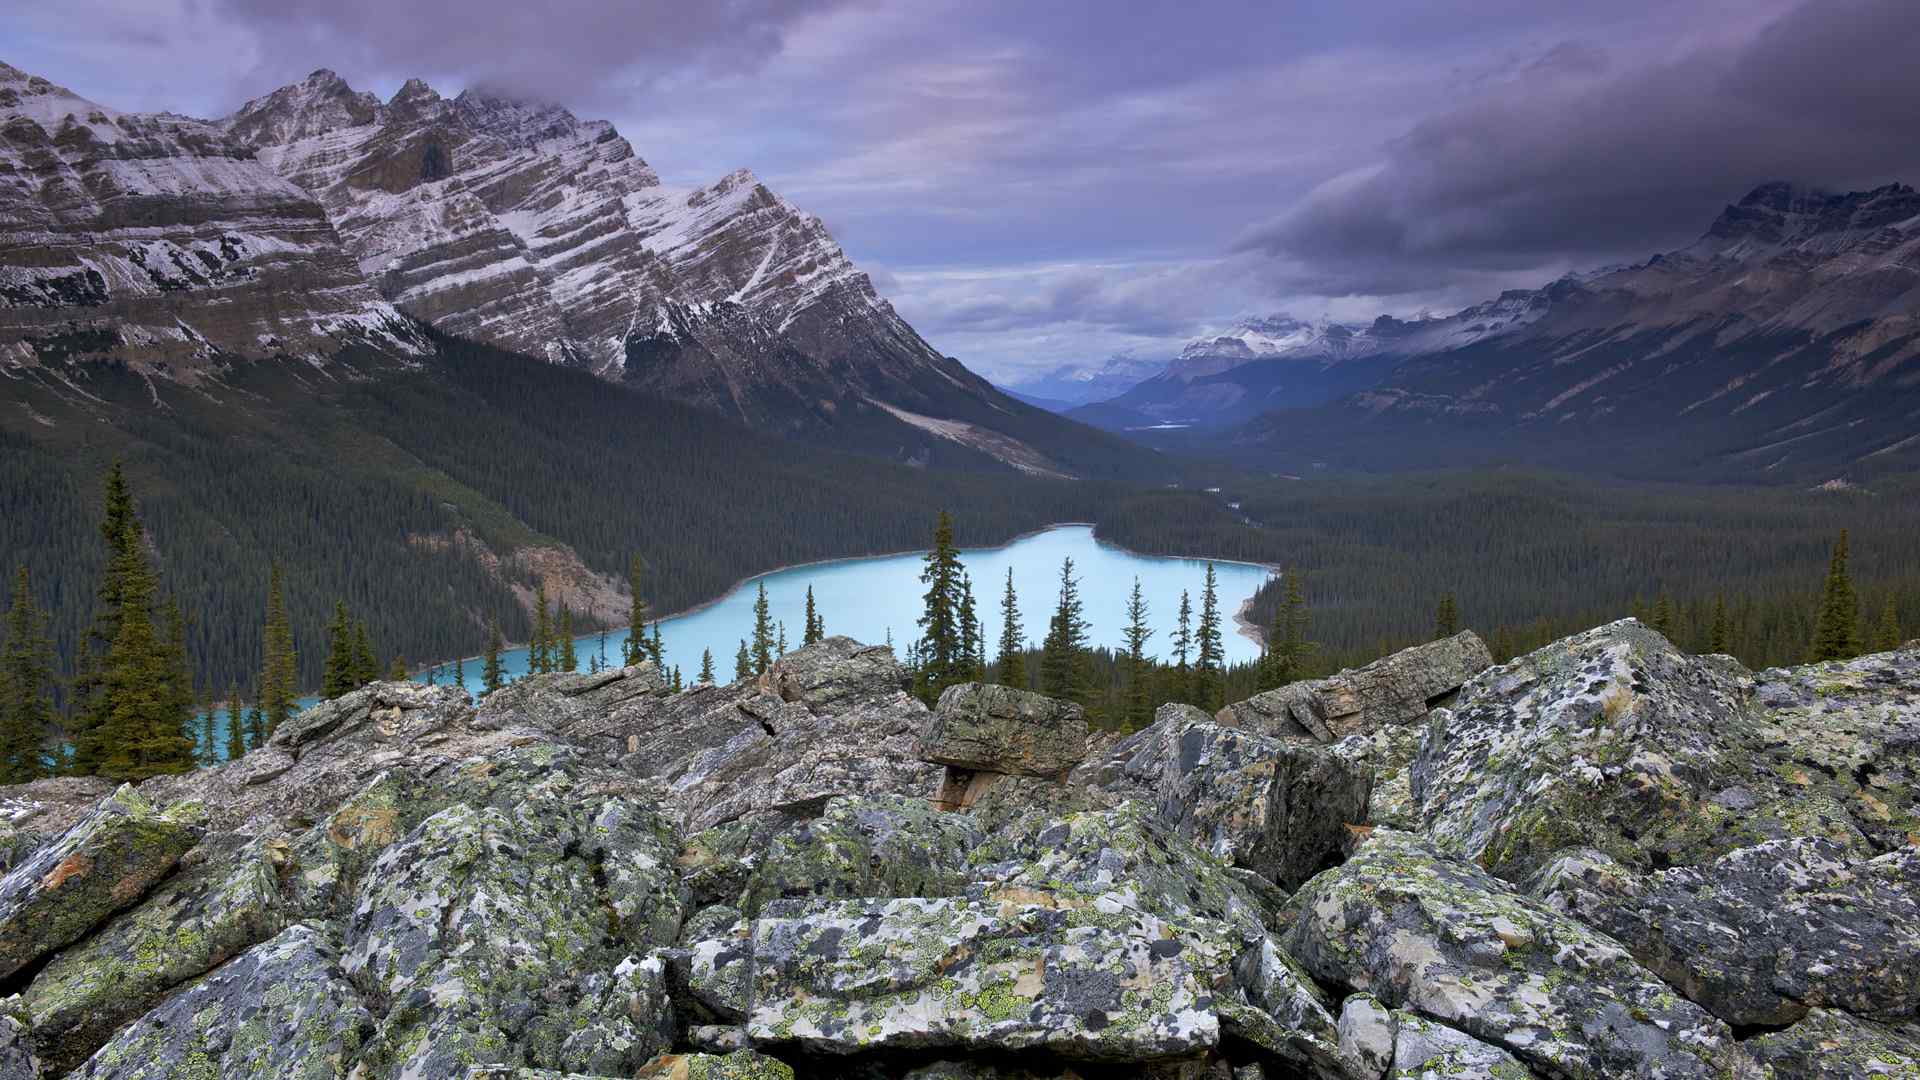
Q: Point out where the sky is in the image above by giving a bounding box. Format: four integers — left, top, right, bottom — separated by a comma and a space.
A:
8, 0, 1919, 382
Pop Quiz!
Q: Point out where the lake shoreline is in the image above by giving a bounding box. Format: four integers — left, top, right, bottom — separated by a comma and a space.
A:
417, 521, 1280, 676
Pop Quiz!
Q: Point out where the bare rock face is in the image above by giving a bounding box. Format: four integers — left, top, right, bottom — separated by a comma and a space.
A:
0, 63, 416, 372
1218, 631, 1490, 741
917, 682, 1089, 778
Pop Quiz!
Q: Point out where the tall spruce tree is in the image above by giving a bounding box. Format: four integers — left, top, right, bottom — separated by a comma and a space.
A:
623, 556, 649, 667
996, 569, 1027, 689
734, 639, 753, 682
224, 683, 246, 762
259, 563, 298, 736
97, 522, 195, 781
648, 624, 665, 669
1707, 595, 1732, 654
349, 620, 377, 688
244, 704, 265, 751
1194, 564, 1224, 710
957, 573, 983, 682
199, 691, 219, 766
915, 512, 967, 703
1650, 593, 1677, 639
803, 587, 824, 646
699, 648, 715, 684
1874, 596, 1903, 652
0, 566, 56, 783
1040, 557, 1091, 705
530, 582, 553, 675
453, 653, 465, 693
70, 461, 143, 776
1810, 529, 1860, 661
751, 583, 775, 676
1121, 577, 1154, 732
557, 603, 577, 672
482, 616, 504, 695
1261, 569, 1314, 690
322, 601, 355, 699
1168, 590, 1193, 703
1435, 593, 1460, 639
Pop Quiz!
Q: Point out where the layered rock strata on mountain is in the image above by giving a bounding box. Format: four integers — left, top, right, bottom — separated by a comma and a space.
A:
2, 626, 1918, 1078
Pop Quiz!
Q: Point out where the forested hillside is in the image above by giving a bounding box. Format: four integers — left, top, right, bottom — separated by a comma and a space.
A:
0, 335, 1128, 696
1093, 470, 1920, 673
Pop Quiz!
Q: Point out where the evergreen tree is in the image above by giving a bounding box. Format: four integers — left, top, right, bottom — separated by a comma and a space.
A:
1650, 593, 1677, 639
453, 653, 466, 693
996, 569, 1027, 689
777, 621, 788, 657
386, 656, 406, 680
349, 620, 377, 688
199, 692, 218, 766
1261, 569, 1314, 689
1168, 590, 1193, 703
915, 512, 968, 704
1707, 595, 1732, 654
1874, 596, 1903, 653
649, 624, 665, 670
530, 581, 553, 675
734, 639, 753, 682
1121, 577, 1154, 732
482, 616, 504, 695
1194, 564, 1224, 710
259, 563, 298, 736
160, 597, 197, 759
699, 647, 715, 684
1435, 592, 1460, 639
224, 683, 245, 762
957, 573, 983, 682
244, 704, 265, 751
1810, 529, 1861, 661
1040, 557, 1091, 705
322, 601, 355, 698
557, 603, 578, 672
623, 555, 650, 667
751, 583, 775, 676
96, 527, 195, 781
70, 461, 143, 776
672, 665, 683, 691
0, 566, 56, 782
803, 587, 823, 646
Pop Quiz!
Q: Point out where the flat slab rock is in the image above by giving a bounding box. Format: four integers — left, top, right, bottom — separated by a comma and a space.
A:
731, 895, 1222, 1060
1218, 631, 1489, 741
917, 682, 1088, 777
0, 783, 198, 981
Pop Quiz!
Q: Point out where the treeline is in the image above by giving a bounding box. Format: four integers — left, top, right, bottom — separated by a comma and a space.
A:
1091, 470, 1919, 672
1, 334, 1123, 698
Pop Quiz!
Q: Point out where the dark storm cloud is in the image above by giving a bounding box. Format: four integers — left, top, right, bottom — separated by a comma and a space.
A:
207, 0, 863, 106
1238, 0, 1920, 294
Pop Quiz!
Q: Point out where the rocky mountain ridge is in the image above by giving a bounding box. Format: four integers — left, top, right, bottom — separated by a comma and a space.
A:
1, 63, 1142, 478
2, 621, 1916, 1078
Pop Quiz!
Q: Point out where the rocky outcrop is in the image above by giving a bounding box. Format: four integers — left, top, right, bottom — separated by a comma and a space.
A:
917, 682, 1088, 778
5, 625, 1920, 1078
1219, 632, 1489, 741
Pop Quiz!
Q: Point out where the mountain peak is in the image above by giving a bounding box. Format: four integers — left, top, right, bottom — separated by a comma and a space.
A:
1701, 180, 1920, 255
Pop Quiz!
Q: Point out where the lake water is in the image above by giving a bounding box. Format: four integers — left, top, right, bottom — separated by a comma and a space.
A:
418, 523, 1277, 694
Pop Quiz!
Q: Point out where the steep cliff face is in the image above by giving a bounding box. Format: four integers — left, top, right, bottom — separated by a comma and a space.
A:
0, 63, 415, 371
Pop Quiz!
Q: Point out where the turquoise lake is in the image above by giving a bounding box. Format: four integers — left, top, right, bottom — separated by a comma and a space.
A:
416, 523, 1277, 695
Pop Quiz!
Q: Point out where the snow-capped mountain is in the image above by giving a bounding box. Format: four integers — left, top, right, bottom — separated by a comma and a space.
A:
1001, 354, 1163, 409
0, 63, 417, 370
1233, 182, 1920, 480
1, 64, 1147, 477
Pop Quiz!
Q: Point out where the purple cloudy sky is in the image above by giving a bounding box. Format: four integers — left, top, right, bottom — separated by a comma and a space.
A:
8, 0, 1918, 380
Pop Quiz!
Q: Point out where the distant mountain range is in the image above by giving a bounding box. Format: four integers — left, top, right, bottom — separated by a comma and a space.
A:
1000, 354, 1164, 409
0, 62, 1149, 479
1069, 182, 1920, 480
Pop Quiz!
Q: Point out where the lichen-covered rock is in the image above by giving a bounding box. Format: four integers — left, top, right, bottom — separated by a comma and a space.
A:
1335, 994, 1395, 1079
21, 831, 292, 1073
0, 775, 116, 855
917, 682, 1088, 778
472, 664, 668, 735
1154, 717, 1371, 890
745, 896, 1219, 1060
682, 795, 982, 917
1387, 1012, 1533, 1080
0, 784, 198, 980
1743, 1008, 1920, 1078
1219, 632, 1490, 741
341, 778, 684, 1079
1411, 619, 1893, 880
1329, 723, 1424, 829
635, 1050, 797, 1079
1221, 932, 1343, 1072
71, 923, 373, 1080
757, 637, 909, 713
0, 1013, 38, 1080
1533, 837, 1920, 1027
1284, 829, 1752, 1080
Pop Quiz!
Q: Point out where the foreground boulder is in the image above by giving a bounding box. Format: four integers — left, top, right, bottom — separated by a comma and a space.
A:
1744, 1008, 1920, 1078
917, 682, 1089, 778
1285, 829, 1751, 1079
0, 785, 199, 981
1219, 631, 1489, 741
1152, 716, 1370, 891
1534, 836, 1920, 1027
73, 923, 373, 1080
